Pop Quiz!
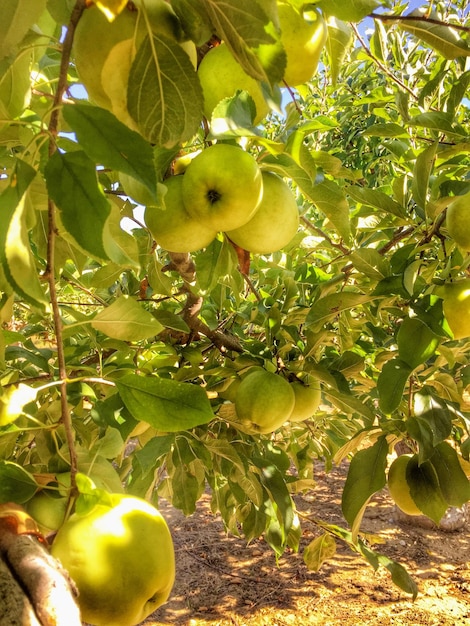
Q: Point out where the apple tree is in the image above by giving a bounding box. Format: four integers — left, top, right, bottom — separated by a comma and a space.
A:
1, 0, 470, 605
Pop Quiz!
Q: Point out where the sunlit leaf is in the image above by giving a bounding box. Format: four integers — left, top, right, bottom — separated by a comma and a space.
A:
91, 296, 163, 341
116, 374, 214, 431
303, 533, 337, 571
399, 10, 470, 60
128, 34, 203, 147
45, 150, 111, 261
0, 0, 47, 60
341, 436, 388, 541
62, 103, 157, 196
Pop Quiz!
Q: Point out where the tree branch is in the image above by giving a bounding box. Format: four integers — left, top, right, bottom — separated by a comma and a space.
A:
350, 22, 418, 101
164, 253, 243, 353
46, 0, 87, 495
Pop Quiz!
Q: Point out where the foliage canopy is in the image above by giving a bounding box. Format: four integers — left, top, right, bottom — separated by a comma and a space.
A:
1, 0, 470, 599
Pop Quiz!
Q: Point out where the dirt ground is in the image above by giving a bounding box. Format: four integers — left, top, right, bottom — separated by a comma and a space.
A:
146, 462, 470, 626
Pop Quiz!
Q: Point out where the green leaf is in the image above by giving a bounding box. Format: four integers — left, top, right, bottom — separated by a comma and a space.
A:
406, 456, 448, 525
253, 457, 294, 539
307, 180, 351, 242
411, 391, 453, 451
341, 436, 388, 541
318, 0, 381, 22
410, 112, 465, 137
45, 150, 111, 261
134, 435, 175, 478
306, 292, 373, 332
0, 52, 32, 120
116, 374, 214, 431
0, 0, 47, 60
412, 142, 438, 211
377, 358, 412, 415
349, 249, 390, 280
376, 554, 418, 600
127, 34, 203, 147
397, 317, 440, 369
171, 0, 213, 46
303, 533, 337, 572
429, 442, 470, 508
0, 160, 47, 307
325, 17, 353, 85
169, 462, 202, 515
209, 91, 261, 137
62, 103, 157, 196
195, 238, 237, 296
362, 123, 410, 138
358, 542, 418, 599
323, 388, 375, 421
153, 310, 190, 334
91, 296, 164, 341
399, 10, 470, 60
347, 186, 406, 218
0, 461, 37, 503
201, 0, 285, 84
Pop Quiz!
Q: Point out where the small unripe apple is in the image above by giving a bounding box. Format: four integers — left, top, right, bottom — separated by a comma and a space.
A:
446, 191, 470, 251
198, 43, 269, 124
435, 279, 470, 339
234, 369, 295, 434
288, 379, 321, 422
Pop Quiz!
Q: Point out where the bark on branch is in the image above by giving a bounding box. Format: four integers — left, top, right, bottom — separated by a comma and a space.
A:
164, 253, 243, 353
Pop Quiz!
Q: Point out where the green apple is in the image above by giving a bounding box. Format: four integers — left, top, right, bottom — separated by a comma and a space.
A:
226, 171, 299, 253
234, 369, 295, 434
182, 144, 263, 231
144, 175, 217, 252
446, 191, 470, 251
288, 378, 321, 423
435, 279, 470, 340
197, 43, 269, 125
51, 494, 175, 626
26, 491, 68, 535
119, 172, 157, 206
387, 454, 421, 516
278, 3, 327, 87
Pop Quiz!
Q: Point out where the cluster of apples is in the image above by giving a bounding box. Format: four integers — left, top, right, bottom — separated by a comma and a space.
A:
142, 143, 299, 254
199, 2, 328, 123
222, 366, 322, 434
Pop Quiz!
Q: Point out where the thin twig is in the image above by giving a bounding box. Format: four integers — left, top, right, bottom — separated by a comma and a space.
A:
350, 22, 418, 101
46, 0, 87, 495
